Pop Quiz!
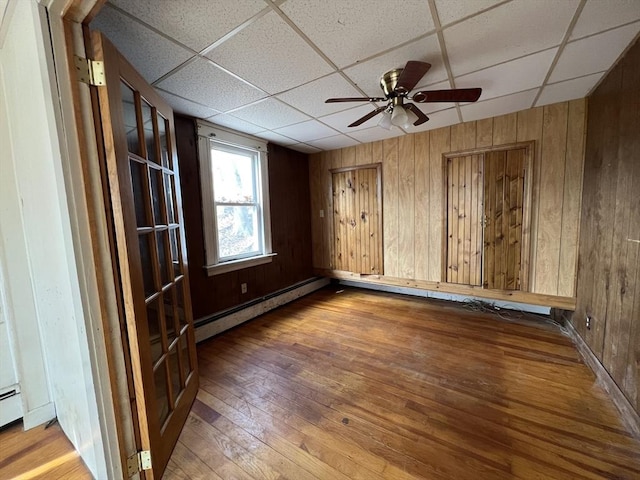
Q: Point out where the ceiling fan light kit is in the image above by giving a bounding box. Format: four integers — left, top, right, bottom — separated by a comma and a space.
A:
326, 61, 482, 129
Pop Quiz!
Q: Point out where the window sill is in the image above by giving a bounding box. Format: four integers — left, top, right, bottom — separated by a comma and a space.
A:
204, 253, 277, 277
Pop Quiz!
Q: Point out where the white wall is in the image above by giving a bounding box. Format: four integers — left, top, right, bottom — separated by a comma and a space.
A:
0, 0, 108, 477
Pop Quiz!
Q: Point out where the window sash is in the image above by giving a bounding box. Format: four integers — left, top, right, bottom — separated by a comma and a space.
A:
197, 123, 271, 272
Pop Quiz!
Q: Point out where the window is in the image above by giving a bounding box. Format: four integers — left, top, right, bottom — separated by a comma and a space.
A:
197, 122, 273, 275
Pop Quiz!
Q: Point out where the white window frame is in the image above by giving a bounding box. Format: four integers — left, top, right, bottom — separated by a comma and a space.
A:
197, 121, 274, 276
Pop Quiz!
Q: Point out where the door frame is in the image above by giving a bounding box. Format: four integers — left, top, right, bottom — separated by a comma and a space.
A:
441, 141, 535, 291
43, 0, 133, 478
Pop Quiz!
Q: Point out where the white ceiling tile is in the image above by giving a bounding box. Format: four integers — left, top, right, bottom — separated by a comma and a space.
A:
279, 0, 434, 68
461, 89, 538, 122
571, 0, 640, 40
230, 98, 311, 130
288, 143, 322, 154
403, 107, 461, 133
536, 72, 603, 107
254, 131, 298, 146
308, 135, 360, 150
319, 104, 387, 132
205, 114, 264, 135
273, 120, 339, 142
550, 22, 640, 82
206, 11, 333, 94
109, 0, 266, 51
91, 5, 193, 83
444, 0, 580, 76
434, 0, 504, 27
347, 126, 405, 143
343, 35, 446, 97
456, 48, 557, 101
156, 90, 221, 118
156, 58, 267, 112
276, 73, 364, 117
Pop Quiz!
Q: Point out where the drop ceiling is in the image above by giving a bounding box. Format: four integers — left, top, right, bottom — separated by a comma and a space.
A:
91, 0, 640, 153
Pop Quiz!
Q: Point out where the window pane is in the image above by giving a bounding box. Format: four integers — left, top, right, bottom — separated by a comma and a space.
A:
211, 147, 255, 203
154, 361, 169, 425
129, 159, 149, 227
141, 100, 157, 164
150, 167, 164, 225
163, 289, 176, 346
156, 231, 171, 286
157, 113, 170, 169
164, 174, 176, 224
169, 227, 181, 277
147, 298, 162, 363
216, 205, 259, 259
139, 234, 156, 297
120, 83, 140, 156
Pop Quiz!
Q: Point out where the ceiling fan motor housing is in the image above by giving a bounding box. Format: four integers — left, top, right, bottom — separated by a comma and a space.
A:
380, 69, 404, 97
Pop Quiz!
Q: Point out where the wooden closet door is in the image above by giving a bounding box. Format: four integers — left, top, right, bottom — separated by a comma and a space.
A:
446, 155, 483, 285
332, 165, 382, 274
483, 149, 526, 290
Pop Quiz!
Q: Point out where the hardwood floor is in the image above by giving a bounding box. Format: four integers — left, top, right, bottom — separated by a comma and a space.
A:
0, 420, 91, 479
2, 287, 638, 479
165, 286, 640, 479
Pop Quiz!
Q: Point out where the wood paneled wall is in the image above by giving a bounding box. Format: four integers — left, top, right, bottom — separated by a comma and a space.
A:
175, 116, 313, 320
309, 99, 586, 302
573, 37, 640, 415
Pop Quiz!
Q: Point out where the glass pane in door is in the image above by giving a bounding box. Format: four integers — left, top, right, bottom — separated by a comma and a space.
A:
168, 346, 181, 405
154, 362, 169, 425
139, 234, 156, 298
141, 100, 157, 164
157, 113, 170, 169
150, 167, 165, 226
120, 82, 140, 156
147, 298, 162, 363
129, 159, 149, 227
163, 289, 177, 346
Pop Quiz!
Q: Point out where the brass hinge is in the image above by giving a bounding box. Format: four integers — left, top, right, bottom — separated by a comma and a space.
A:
126, 450, 152, 477
73, 55, 105, 86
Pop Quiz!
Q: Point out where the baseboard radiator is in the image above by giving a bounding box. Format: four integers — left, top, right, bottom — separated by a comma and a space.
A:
194, 277, 329, 343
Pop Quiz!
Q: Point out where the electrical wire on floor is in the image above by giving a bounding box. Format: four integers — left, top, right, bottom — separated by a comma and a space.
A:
460, 298, 559, 327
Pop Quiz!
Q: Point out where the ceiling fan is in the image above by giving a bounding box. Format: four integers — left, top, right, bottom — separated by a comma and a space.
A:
326, 61, 482, 129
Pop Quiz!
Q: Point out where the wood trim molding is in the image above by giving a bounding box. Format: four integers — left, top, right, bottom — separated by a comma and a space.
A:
330, 162, 382, 174
444, 140, 536, 159
315, 268, 576, 310
563, 319, 640, 439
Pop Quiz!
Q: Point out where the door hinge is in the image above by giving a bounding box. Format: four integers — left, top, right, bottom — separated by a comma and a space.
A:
73, 55, 105, 86
127, 450, 152, 476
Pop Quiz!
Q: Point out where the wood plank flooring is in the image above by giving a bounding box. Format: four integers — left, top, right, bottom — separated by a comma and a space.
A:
2, 287, 638, 479
0, 420, 91, 479
165, 286, 640, 479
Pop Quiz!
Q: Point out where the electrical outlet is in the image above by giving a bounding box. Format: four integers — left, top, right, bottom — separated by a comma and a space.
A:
241, 283, 247, 294
586, 315, 591, 330
319, 209, 324, 218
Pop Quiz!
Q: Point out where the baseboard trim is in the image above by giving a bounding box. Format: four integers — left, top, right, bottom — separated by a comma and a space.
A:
337, 279, 551, 315
563, 319, 640, 439
22, 401, 56, 430
195, 277, 330, 343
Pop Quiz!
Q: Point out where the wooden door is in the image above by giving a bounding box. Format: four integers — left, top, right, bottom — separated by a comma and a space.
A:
93, 32, 198, 478
483, 149, 526, 290
446, 155, 484, 285
332, 165, 383, 274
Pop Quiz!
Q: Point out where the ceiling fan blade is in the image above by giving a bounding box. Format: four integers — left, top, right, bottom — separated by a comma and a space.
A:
326, 97, 386, 103
404, 103, 429, 126
412, 88, 482, 103
348, 106, 387, 127
395, 61, 431, 94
